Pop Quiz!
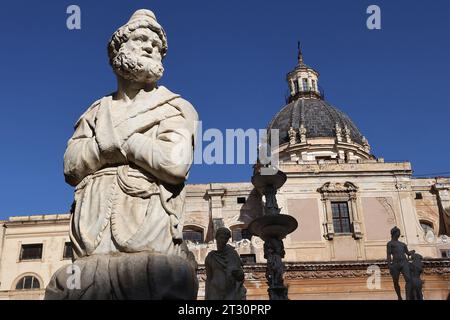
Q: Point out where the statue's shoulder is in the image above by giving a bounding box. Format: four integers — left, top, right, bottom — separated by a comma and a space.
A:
74, 95, 110, 127
205, 250, 215, 261
162, 88, 199, 122
228, 245, 240, 257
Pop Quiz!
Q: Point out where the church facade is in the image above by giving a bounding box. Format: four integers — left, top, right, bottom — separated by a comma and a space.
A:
1, 49, 449, 300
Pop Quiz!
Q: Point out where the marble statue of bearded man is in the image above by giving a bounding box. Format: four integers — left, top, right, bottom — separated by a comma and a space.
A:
45, 9, 199, 300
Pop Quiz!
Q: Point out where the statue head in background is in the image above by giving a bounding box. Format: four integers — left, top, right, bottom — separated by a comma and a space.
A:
391, 226, 401, 240
215, 227, 232, 251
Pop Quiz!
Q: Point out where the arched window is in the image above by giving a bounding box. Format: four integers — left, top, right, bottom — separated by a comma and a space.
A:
15, 275, 41, 290
231, 225, 252, 242
293, 80, 299, 94
183, 226, 204, 244
303, 78, 309, 91
420, 220, 434, 235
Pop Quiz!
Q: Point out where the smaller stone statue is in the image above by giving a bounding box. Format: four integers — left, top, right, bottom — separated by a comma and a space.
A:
387, 226, 415, 300
288, 127, 297, 146
409, 253, 424, 300
264, 185, 280, 214
335, 123, 342, 142
299, 124, 307, 143
205, 227, 247, 300
264, 238, 286, 292
344, 125, 352, 143
362, 136, 371, 153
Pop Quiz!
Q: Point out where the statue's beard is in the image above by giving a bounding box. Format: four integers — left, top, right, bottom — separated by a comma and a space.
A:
111, 48, 164, 83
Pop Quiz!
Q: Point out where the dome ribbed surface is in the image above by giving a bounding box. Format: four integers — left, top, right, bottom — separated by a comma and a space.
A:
268, 98, 364, 146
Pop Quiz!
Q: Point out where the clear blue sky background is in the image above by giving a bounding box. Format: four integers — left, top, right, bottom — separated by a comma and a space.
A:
0, 0, 449, 219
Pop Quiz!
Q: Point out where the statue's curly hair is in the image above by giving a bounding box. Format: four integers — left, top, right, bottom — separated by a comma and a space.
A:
107, 19, 168, 67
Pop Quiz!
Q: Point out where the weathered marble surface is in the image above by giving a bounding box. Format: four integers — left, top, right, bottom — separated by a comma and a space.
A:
45, 250, 198, 300
45, 9, 199, 300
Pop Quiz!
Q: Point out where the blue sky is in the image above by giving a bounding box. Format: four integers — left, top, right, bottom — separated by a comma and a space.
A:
0, 0, 449, 218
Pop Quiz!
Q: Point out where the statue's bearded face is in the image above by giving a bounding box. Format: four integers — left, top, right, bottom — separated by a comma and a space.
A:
111, 28, 164, 83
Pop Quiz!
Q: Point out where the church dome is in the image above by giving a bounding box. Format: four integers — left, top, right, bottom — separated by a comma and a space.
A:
268, 98, 365, 146
267, 44, 372, 162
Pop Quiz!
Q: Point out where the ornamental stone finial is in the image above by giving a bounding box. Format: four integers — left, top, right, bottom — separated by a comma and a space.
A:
288, 127, 297, 146
344, 125, 352, 143
362, 136, 371, 153
335, 123, 342, 142
299, 124, 307, 142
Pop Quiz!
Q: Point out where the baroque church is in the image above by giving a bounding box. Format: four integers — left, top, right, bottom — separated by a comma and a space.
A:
0, 48, 449, 300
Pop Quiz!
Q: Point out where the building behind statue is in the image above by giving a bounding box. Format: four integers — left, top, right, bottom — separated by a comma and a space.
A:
1, 49, 449, 300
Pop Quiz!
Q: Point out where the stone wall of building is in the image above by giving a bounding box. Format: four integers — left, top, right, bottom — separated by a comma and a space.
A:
0, 215, 71, 300
0, 165, 449, 300
186, 162, 450, 265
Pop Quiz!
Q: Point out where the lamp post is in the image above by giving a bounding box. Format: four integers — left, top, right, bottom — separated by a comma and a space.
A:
248, 167, 298, 300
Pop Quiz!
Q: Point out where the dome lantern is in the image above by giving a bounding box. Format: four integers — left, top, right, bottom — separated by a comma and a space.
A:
286, 43, 323, 102
268, 44, 375, 163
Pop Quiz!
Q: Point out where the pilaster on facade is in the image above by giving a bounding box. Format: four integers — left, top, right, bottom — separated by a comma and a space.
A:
205, 186, 226, 238
394, 177, 425, 246
433, 183, 450, 234
434, 183, 450, 212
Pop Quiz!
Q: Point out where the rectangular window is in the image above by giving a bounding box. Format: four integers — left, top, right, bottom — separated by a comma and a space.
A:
312, 79, 316, 91
331, 202, 352, 234
63, 242, 73, 259
303, 78, 308, 91
293, 81, 299, 93
20, 244, 43, 261
240, 254, 256, 265
183, 229, 204, 243
415, 192, 423, 200
237, 197, 246, 204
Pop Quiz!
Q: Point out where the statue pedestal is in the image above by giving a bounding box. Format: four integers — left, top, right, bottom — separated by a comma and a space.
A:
45, 251, 198, 300
267, 286, 289, 300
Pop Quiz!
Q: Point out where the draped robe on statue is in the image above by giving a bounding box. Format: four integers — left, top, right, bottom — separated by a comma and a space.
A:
45, 86, 199, 299
205, 244, 247, 300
